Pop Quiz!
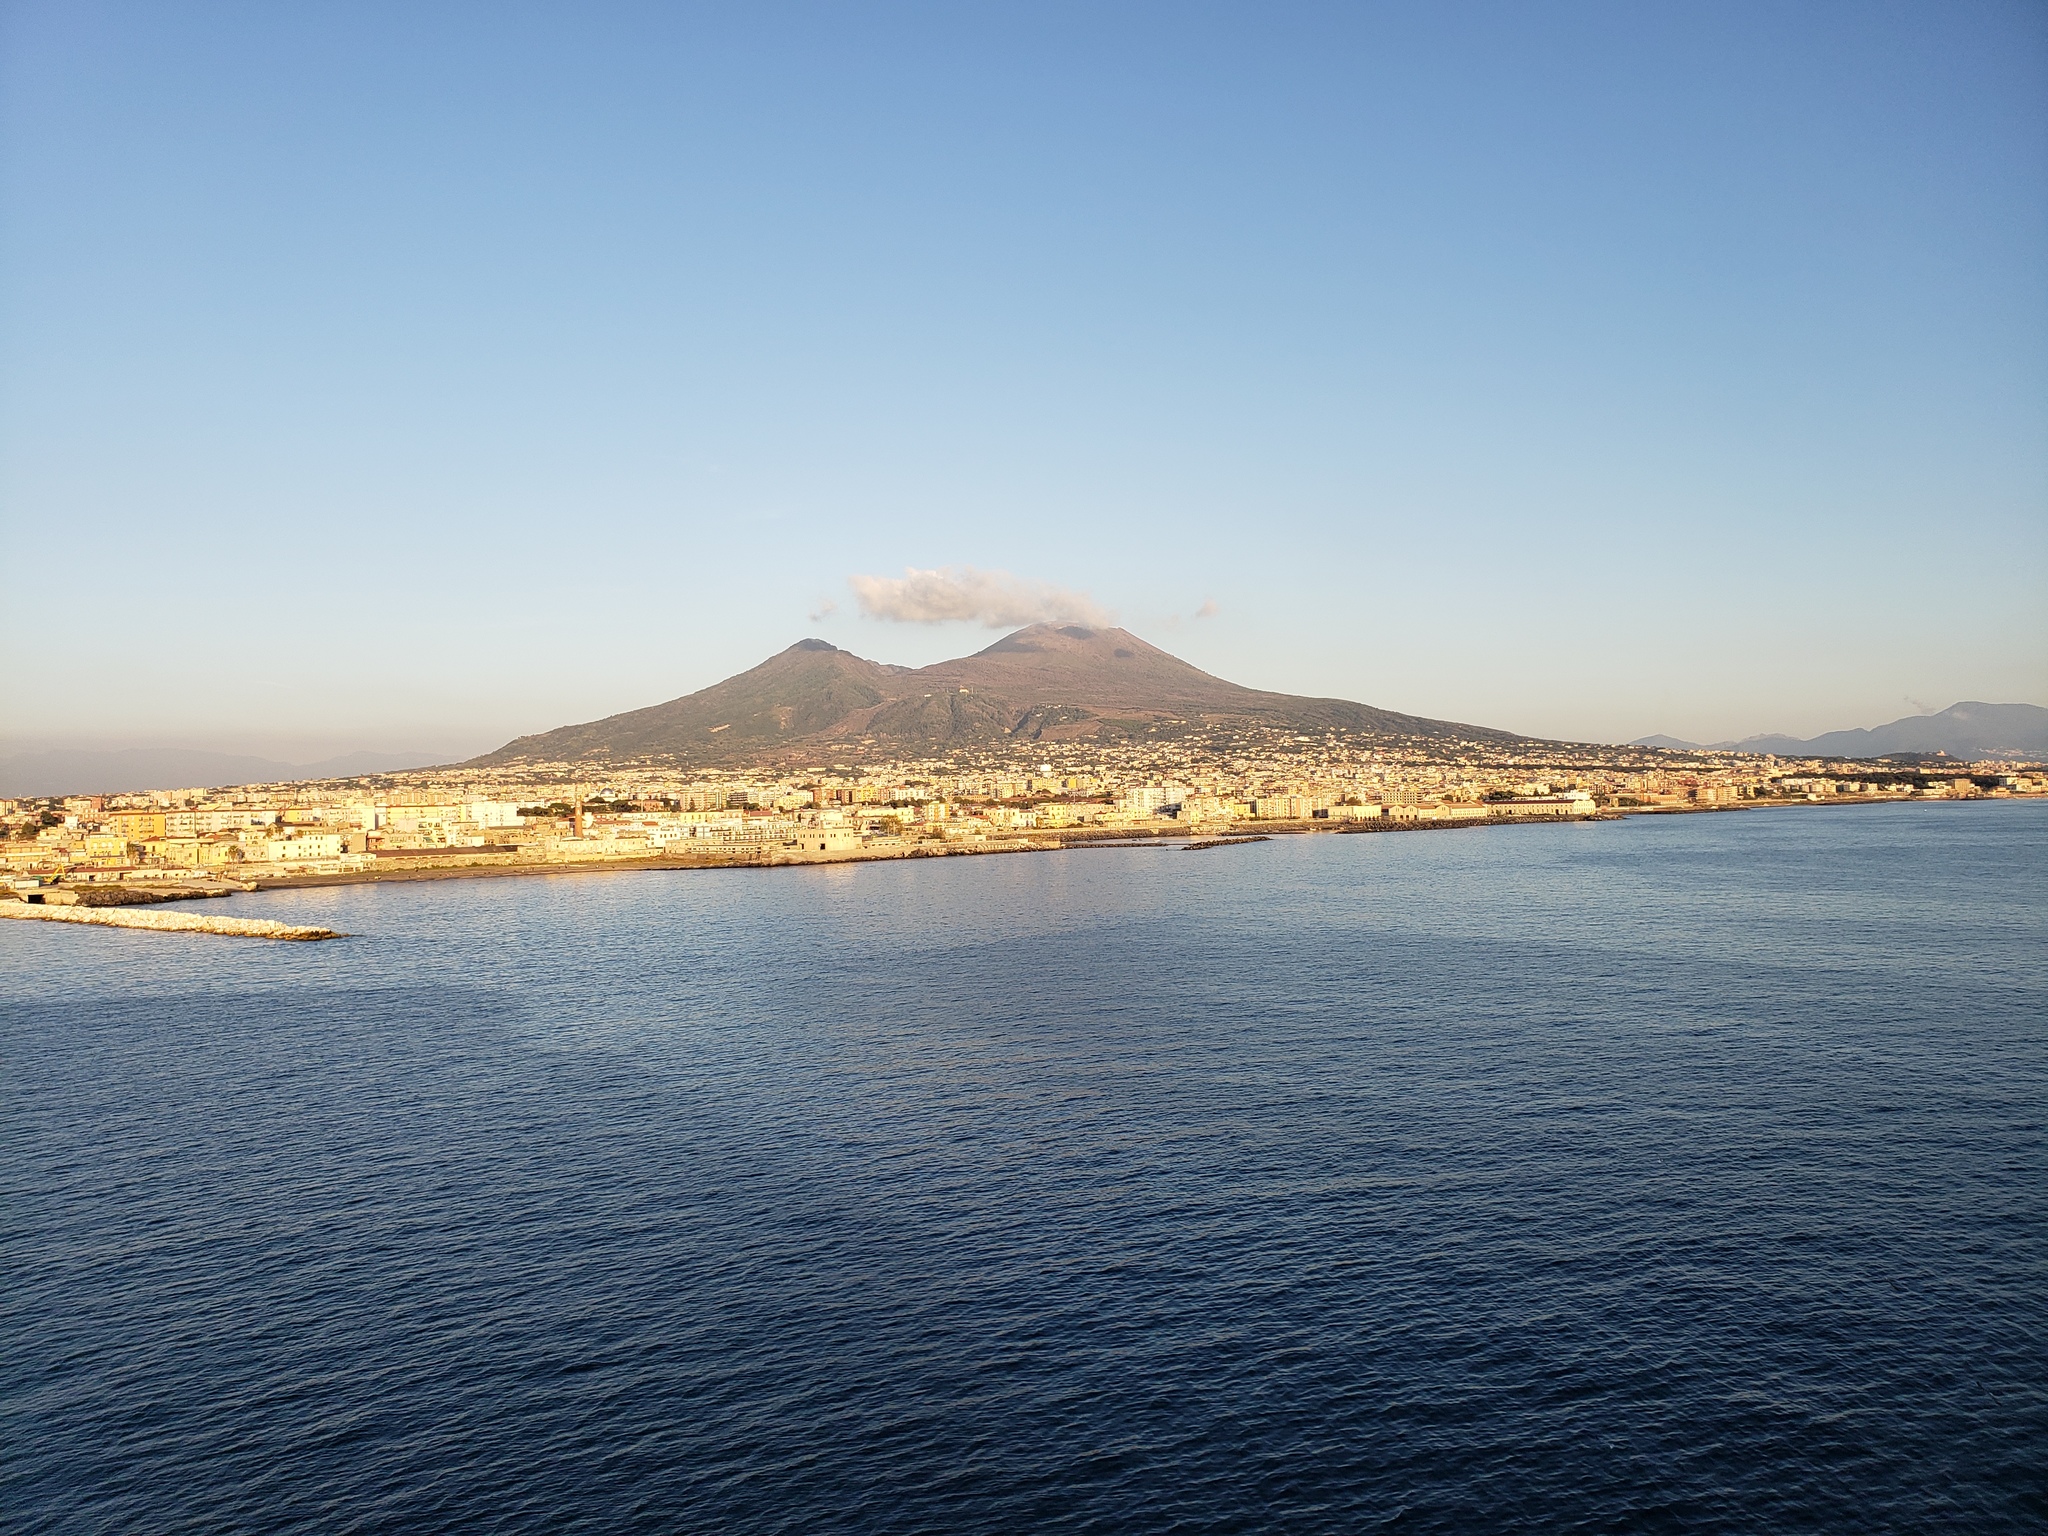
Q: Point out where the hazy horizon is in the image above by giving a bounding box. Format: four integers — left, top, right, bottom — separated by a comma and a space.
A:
2, 612, 2040, 771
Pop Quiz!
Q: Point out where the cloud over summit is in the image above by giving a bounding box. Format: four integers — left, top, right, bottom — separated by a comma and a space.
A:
848, 566, 1113, 628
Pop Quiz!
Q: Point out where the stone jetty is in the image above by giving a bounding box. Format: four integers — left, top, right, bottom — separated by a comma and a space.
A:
0, 903, 339, 941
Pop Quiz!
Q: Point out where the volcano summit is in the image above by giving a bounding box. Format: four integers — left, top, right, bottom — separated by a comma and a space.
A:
474, 625, 1522, 767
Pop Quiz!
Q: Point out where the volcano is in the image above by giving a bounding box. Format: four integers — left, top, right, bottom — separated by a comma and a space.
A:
473, 624, 1523, 765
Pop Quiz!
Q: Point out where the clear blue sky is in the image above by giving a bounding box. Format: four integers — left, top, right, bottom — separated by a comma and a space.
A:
3, 1, 2043, 759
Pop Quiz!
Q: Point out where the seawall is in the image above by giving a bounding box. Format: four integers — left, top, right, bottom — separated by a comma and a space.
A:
0, 903, 339, 941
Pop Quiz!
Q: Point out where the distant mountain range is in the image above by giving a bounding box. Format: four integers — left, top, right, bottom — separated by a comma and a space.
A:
0, 747, 447, 799
1631, 701, 2048, 760
475, 624, 1522, 766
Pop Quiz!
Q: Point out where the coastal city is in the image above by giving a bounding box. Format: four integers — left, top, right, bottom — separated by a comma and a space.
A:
7, 8, 2046, 1530
5, 729, 2042, 895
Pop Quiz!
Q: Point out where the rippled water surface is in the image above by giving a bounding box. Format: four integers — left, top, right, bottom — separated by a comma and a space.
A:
5, 803, 2045, 1532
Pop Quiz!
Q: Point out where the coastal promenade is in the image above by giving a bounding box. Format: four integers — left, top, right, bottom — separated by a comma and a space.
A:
58, 793, 1929, 900
6, 789, 2035, 935
233, 791, 2009, 898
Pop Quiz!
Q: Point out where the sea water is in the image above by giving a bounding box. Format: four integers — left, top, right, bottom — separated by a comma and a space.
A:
4, 802, 2044, 1532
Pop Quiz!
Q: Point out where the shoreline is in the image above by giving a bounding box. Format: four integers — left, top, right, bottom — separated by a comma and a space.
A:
228, 792, 2021, 897
5, 795, 2030, 921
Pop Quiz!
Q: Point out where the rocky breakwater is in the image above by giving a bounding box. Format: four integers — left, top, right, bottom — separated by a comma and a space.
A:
0, 902, 340, 941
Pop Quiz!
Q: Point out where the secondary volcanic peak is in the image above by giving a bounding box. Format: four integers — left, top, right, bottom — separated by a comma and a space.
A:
474, 623, 1520, 766
920, 624, 1236, 710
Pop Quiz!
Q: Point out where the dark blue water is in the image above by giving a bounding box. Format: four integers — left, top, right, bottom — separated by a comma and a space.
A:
5, 802, 2045, 1533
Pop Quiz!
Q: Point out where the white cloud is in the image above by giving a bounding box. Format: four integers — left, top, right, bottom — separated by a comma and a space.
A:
808, 598, 838, 622
1195, 599, 1220, 619
847, 566, 1114, 628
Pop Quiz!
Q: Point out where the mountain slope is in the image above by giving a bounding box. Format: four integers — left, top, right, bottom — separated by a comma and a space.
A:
475, 625, 1519, 766
908, 625, 1489, 739
481, 640, 905, 762
1717, 702, 2048, 760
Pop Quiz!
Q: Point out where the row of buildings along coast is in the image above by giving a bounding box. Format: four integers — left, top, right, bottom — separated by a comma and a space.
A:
4, 728, 2042, 885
